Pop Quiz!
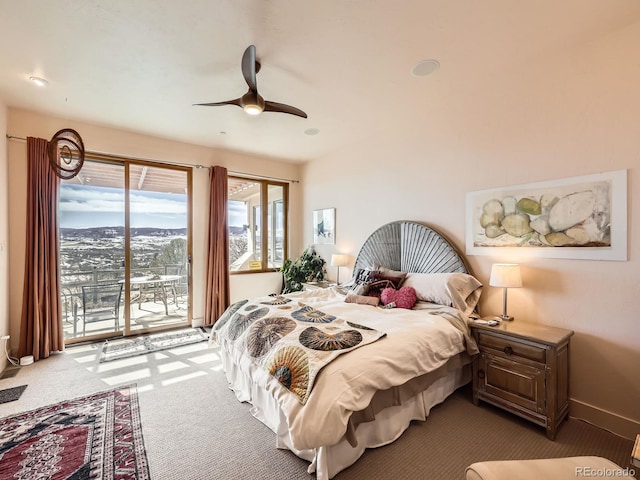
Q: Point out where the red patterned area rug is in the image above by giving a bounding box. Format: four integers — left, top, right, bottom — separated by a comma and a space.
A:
0, 385, 149, 480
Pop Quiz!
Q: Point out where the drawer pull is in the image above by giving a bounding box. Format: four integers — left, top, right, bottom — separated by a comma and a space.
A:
503, 345, 513, 356
478, 369, 485, 379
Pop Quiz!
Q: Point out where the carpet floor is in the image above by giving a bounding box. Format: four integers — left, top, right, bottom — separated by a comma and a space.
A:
0, 340, 635, 479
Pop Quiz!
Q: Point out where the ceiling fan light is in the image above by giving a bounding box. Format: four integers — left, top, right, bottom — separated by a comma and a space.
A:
243, 104, 263, 115
241, 91, 265, 116
29, 76, 49, 87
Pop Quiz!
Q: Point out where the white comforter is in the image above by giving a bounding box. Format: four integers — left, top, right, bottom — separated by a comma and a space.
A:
210, 288, 474, 451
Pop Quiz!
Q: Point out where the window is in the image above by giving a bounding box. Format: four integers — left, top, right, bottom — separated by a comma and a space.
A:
228, 176, 288, 272
253, 205, 261, 259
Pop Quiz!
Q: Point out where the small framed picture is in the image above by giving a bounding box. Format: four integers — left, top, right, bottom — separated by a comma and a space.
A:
313, 208, 335, 245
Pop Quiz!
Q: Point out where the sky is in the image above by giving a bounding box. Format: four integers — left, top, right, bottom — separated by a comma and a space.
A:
60, 184, 188, 229
228, 200, 248, 227
60, 184, 248, 229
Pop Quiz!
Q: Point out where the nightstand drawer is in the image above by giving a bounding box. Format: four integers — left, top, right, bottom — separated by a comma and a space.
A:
478, 353, 545, 415
477, 331, 546, 363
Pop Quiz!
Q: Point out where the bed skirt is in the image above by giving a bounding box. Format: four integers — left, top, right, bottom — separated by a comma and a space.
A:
219, 348, 471, 479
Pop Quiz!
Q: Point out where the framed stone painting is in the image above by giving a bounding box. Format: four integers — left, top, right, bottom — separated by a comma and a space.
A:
465, 169, 627, 261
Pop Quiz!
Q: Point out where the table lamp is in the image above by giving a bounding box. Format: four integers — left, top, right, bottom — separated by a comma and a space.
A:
489, 263, 522, 321
331, 254, 349, 285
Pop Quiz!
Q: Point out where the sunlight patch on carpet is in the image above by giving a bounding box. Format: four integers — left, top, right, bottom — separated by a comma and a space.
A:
100, 328, 208, 363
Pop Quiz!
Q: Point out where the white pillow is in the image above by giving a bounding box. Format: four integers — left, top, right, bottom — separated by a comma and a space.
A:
402, 272, 482, 315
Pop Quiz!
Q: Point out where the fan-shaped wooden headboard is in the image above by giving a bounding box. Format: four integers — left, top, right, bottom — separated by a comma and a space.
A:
353, 221, 472, 275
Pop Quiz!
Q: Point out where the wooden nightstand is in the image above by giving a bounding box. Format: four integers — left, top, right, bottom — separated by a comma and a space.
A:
632, 434, 640, 468
470, 320, 574, 440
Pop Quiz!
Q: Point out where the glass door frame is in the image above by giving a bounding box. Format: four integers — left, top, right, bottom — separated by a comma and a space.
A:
63, 155, 193, 345
123, 159, 193, 337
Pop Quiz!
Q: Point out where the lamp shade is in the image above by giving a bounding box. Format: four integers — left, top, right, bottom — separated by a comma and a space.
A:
489, 264, 522, 288
331, 254, 349, 267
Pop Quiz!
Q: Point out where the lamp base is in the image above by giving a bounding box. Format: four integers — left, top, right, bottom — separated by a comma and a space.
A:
498, 314, 514, 322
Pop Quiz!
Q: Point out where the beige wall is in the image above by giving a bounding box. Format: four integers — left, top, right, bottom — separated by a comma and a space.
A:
302, 24, 640, 438
0, 103, 8, 371
6, 108, 301, 345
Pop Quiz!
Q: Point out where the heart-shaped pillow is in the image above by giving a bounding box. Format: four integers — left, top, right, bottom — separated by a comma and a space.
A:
380, 286, 417, 309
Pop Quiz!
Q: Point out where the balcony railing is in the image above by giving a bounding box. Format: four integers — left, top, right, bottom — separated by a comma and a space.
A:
61, 266, 188, 340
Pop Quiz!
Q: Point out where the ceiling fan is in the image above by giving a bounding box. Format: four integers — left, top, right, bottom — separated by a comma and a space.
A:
194, 45, 307, 118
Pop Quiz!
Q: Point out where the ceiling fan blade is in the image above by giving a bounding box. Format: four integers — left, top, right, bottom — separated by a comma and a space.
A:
193, 98, 242, 107
242, 45, 258, 93
264, 100, 307, 118
195, 46, 308, 118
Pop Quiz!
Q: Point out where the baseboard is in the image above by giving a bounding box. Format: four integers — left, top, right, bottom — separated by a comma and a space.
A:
570, 398, 640, 440
191, 316, 204, 328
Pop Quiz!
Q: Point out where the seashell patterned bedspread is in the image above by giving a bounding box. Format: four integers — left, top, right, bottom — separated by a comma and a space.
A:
210, 288, 474, 451
211, 295, 386, 404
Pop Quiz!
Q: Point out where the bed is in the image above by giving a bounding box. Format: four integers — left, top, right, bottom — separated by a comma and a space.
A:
209, 221, 482, 479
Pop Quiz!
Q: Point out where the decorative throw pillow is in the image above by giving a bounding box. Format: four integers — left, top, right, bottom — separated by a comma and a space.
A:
365, 279, 396, 298
345, 292, 380, 306
348, 268, 381, 295
378, 272, 405, 289
348, 267, 407, 298
402, 272, 482, 315
374, 265, 407, 288
380, 286, 417, 309
353, 268, 379, 283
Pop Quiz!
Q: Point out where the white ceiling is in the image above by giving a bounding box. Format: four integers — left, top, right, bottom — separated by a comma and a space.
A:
1, 1, 639, 163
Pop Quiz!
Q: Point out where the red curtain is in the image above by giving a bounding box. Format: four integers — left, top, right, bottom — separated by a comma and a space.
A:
18, 137, 64, 360
204, 165, 230, 326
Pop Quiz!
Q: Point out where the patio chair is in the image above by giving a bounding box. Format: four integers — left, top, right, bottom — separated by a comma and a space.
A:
164, 264, 183, 277
81, 283, 123, 335
164, 264, 187, 305
61, 286, 82, 336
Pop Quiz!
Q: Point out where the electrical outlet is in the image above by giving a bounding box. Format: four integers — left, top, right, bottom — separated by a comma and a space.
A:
1, 335, 9, 340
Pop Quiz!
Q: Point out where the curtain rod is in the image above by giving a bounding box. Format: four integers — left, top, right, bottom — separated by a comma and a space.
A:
6, 134, 300, 184
227, 171, 299, 184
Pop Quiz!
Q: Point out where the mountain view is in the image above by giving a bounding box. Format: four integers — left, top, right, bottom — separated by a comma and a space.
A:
59, 227, 189, 286
59, 225, 248, 285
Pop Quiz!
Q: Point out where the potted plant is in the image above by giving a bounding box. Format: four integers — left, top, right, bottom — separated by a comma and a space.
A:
280, 248, 327, 293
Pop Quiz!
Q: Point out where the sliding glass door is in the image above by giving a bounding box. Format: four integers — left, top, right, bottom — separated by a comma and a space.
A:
59, 161, 126, 341
59, 157, 192, 343
128, 164, 190, 332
